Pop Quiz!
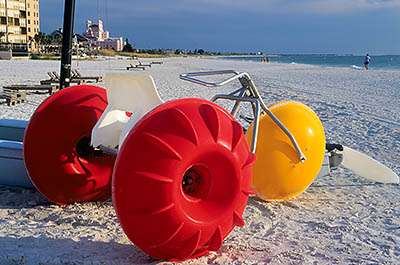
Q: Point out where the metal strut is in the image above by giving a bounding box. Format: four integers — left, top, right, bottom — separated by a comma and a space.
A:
180, 70, 307, 162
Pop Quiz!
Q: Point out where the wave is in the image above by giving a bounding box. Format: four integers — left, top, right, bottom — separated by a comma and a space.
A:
350, 65, 363, 70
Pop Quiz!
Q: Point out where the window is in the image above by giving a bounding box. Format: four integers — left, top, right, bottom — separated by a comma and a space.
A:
28, 19, 30, 24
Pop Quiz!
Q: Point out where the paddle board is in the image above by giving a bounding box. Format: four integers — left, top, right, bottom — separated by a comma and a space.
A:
0, 140, 34, 188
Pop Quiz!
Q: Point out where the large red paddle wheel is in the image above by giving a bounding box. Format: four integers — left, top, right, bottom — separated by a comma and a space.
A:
23, 85, 115, 205
112, 98, 256, 260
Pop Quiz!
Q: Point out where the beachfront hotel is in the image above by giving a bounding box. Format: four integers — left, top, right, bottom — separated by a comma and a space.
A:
0, 0, 40, 52
83, 20, 124, 52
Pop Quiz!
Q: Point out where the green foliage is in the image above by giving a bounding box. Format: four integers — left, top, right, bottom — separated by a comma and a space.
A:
30, 53, 40, 59
33, 32, 46, 45
122, 38, 134, 52
30, 53, 61, 60
43, 34, 52, 45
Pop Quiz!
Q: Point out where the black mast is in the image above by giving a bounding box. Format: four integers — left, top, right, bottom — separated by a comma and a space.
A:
59, 0, 76, 89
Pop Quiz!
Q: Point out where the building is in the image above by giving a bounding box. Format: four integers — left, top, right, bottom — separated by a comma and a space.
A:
0, 0, 40, 52
46, 28, 89, 55
83, 20, 124, 52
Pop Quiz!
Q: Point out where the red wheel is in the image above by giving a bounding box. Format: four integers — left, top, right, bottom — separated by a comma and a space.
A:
23, 85, 115, 205
112, 98, 256, 260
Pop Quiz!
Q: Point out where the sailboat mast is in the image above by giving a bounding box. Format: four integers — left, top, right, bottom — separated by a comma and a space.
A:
59, 0, 76, 89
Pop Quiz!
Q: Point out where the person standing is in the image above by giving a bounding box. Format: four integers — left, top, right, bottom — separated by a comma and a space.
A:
364, 53, 371, 70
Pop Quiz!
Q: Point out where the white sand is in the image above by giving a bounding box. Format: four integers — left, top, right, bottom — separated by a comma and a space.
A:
0, 57, 399, 264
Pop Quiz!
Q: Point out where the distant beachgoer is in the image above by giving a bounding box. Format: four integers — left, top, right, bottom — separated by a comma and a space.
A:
364, 53, 371, 70
266, 56, 270, 63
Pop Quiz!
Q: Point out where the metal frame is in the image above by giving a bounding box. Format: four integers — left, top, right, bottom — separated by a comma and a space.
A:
180, 70, 306, 162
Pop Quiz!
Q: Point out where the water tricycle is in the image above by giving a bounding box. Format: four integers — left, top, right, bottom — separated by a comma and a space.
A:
22, 70, 398, 260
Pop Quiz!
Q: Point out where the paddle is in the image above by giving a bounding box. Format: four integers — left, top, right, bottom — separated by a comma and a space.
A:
330, 144, 399, 184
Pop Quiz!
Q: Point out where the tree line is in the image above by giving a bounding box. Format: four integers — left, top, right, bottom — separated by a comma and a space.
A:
0, 31, 62, 53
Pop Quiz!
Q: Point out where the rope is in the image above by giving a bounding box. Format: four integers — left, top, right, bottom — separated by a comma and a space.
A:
97, 0, 102, 77
105, 0, 111, 74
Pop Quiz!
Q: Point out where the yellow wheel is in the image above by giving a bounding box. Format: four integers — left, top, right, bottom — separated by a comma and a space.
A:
246, 101, 325, 201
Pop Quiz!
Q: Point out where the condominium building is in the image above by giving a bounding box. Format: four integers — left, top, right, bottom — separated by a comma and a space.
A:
0, 0, 40, 51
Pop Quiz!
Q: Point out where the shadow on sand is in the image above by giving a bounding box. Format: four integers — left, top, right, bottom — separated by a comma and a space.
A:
0, 236, 159, 265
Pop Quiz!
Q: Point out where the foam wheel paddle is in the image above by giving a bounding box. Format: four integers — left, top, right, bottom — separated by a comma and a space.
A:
112, 98, 256, 261
24, 85, 115, 205
246, 101, 325, 201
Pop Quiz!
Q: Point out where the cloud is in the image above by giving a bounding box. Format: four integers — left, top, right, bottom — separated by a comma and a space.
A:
107, 0, 400, 15
281, 0, 400, 14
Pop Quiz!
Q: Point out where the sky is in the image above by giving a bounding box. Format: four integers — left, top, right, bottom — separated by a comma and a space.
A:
39, 0, 400, 54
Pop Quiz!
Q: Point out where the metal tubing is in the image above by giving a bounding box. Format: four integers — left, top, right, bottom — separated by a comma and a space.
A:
243, 74, 306, 161
230, 89, 247, 117
211, 94, 260, 153
98, 145, 118, 157
59, 0, 76, 89
180, 70, 246, 87
181, 70, 307, 162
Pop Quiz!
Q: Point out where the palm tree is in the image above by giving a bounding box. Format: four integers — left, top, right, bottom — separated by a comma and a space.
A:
43, 34, 52, 54
33, 32, 46, 53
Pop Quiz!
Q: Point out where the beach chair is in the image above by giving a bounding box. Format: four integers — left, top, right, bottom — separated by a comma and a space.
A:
137, 61, 152, 68
71, 69, 103, 83
52, 71, 61, 80
40, 71, 86, 85
126, 64, 145, 70
48, 72, 59, 81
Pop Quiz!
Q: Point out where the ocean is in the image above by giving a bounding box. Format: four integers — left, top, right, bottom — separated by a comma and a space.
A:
218, 54, 400, 70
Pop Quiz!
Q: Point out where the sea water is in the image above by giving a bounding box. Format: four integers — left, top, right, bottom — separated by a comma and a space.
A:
218, 54, 400, 70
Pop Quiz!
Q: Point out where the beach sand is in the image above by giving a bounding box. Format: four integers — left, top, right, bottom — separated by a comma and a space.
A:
0, 57, 399, 264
